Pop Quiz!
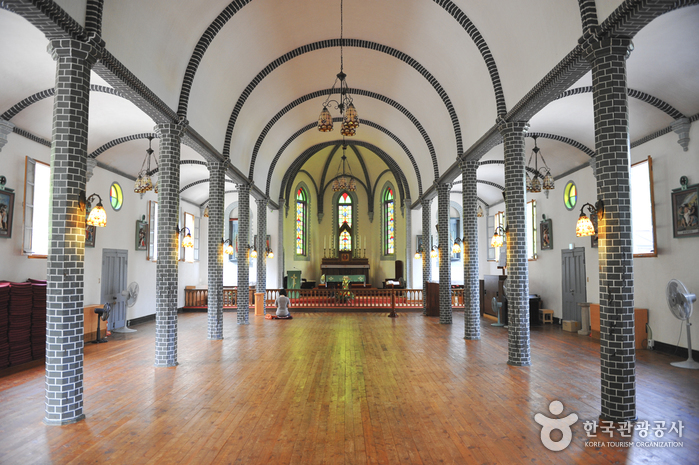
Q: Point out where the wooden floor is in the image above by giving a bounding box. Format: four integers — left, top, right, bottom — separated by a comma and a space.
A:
1, 311, 697, 465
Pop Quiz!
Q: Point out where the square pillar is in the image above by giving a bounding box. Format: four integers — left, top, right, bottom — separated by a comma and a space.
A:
256, 198, 268, 315
461, 160, 481, 340
436, 183, 452, 324
207, 161, 226, 340
236, 183, 251, 324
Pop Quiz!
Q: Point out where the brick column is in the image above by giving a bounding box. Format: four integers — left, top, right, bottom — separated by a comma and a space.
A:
586, 38, 636, 422
437, 183, 452, 324
499, 120, 531, 367
237, 183, 251, 324
421, 198, 431, 315
405, 197, 412, 288
278, 196, 284, 289
154, 123, 185, 367
44, 39, 100, 425
461, 160, 481, 340
256, 198, 268, 315
0, 119, 14, 152
207, 161, 225, 340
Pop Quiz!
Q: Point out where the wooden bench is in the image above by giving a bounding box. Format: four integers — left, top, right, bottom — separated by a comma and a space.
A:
539, 309, 554, 324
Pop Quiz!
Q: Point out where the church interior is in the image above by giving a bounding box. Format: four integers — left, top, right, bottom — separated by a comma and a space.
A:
0, 0, 698, 463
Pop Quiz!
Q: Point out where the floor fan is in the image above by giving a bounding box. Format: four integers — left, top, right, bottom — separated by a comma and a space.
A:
666, 279, 699, 369
491, 297, 505, 327
91, 302, 111, 344
113, 282, 139, 333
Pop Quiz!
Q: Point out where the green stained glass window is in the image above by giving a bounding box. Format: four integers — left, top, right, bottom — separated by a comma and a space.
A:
338, 192, 352, 251
296, 187, 307, 255
110, 182, 123, 211
564, 181, 577, 211
383, 187, 395, 255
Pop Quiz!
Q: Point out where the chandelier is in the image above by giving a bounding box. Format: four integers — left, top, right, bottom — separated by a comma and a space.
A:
332, 141, 357, 192
526, 135, 554, 193
317, 0, 359, 136
134, 136, 158, 194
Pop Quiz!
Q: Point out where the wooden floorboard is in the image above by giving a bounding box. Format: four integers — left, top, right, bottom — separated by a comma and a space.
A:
0, 311, 697, 465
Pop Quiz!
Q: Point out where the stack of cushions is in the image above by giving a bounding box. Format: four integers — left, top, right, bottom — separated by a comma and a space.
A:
31, 281, 47, 360
0, 282, 10, 368
8, 282, 33, 366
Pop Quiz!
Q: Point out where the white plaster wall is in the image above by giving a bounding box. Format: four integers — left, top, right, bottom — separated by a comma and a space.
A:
0, 134, 50, 282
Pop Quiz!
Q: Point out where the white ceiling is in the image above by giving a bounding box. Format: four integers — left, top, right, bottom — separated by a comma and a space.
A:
1, 0, 698, 207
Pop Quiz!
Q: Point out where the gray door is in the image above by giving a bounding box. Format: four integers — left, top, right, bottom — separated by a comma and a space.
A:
561, 247, 586, 322
101, 248, 128, 330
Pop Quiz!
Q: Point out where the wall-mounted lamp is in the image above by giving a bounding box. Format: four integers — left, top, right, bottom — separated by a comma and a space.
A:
266, 247, 274, 259
490, 225, 508, 248
176, 226, 194, 248
576, 200, 604, 237
249, 245, 257, 259
452, 237, 462, 254
80, 192, 107, 227
222, 238, 234, 255
430, 245, 439, 259
477, 205, 484, 218
414, 244, 423, 260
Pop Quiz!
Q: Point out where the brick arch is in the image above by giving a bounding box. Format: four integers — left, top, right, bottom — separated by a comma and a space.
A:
250, 87, 438, 183
278, 141, 411, 214
179, 177, 237, 194
556, 86, 685, 120
222, 38, 462, 160
177, 0, 505, 119
89, 132, 156, 159
264, 117, 422, 198
1, 85, 126, 121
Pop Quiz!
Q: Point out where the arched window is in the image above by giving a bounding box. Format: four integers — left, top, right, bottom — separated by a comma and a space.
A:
295, 187, 308, 256
337, 191, 353, 251
383, 186, 395, 255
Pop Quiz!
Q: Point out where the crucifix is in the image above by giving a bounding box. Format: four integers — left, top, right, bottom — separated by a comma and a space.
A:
290, 274, 298, 288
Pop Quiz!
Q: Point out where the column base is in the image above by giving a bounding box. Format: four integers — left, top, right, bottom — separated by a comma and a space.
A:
507, 360, 532, 367
44, 413, 86, 426
207, 336, 224, 340
599, 414, 638, 424
154, 361, 179, 368
464, 335, 481, 341
237, 321, 250, 325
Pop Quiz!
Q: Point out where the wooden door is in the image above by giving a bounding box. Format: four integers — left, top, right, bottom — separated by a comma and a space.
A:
561, 248, 586, 322
101, 248, 128, 330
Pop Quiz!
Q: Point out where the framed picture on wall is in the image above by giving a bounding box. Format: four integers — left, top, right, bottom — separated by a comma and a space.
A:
416, 235, 423, 256
671, 184, 699, 238
0, 189, 15, 239
254, 234, 271, 253
136, 220, 148, 251
540, 218, 553, 250
85, 225, 96, 248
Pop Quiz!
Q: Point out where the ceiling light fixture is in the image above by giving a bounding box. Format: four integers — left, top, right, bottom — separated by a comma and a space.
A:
332, 139, 357, 192
134, 136, 158, 194
526, 135, 554, 193
317, 0, 359, 136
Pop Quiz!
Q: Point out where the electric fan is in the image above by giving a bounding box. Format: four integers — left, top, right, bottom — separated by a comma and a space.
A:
491, 296, 505, 327
91, 302, 111, 344
666, 279, 699, 369
113, 281, 139, 333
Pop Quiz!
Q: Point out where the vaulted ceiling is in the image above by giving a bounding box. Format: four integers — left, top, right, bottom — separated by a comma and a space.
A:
1, 0, 698, 208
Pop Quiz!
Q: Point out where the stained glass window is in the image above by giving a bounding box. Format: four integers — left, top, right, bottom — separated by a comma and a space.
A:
296, 187, 307, 255
564, 181, 577, 210
383, 187, 395, 255
338, 192, 352, 251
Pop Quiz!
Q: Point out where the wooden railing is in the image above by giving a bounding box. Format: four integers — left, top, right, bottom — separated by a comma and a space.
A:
184, 287, 427, 310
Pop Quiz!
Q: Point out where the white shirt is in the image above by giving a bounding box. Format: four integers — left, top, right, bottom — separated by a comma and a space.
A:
275, 295, 290, 317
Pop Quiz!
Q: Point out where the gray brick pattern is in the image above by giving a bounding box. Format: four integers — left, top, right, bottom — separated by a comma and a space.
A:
225, 38, 461, 173
421, 198, 432, 315
461, 160, 481, 340
154, 123, 185, 367
271, 119, 417, 200
436, 183, 452, 324
253, 88, 438, 184
256, 199, 268, 315
0, 119, 14, 152
1, 85, 124, 122
207, 162, 225, 340
237, 183, 251, 325
84, 0, 104, 36
578, 0, 599, 37
278, 196, 285, 290
44, 39, 100, 426
277, 140, 410, 214
499, 120, 531, 367
555, 86, 685, 120
585, 37, 636, 422
405, 197, 412, 288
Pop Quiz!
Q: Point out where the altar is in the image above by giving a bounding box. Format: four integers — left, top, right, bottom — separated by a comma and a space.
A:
321, 257, 370, 286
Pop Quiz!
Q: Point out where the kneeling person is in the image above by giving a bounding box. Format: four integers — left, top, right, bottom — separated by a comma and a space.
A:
275, 289, 291, 317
